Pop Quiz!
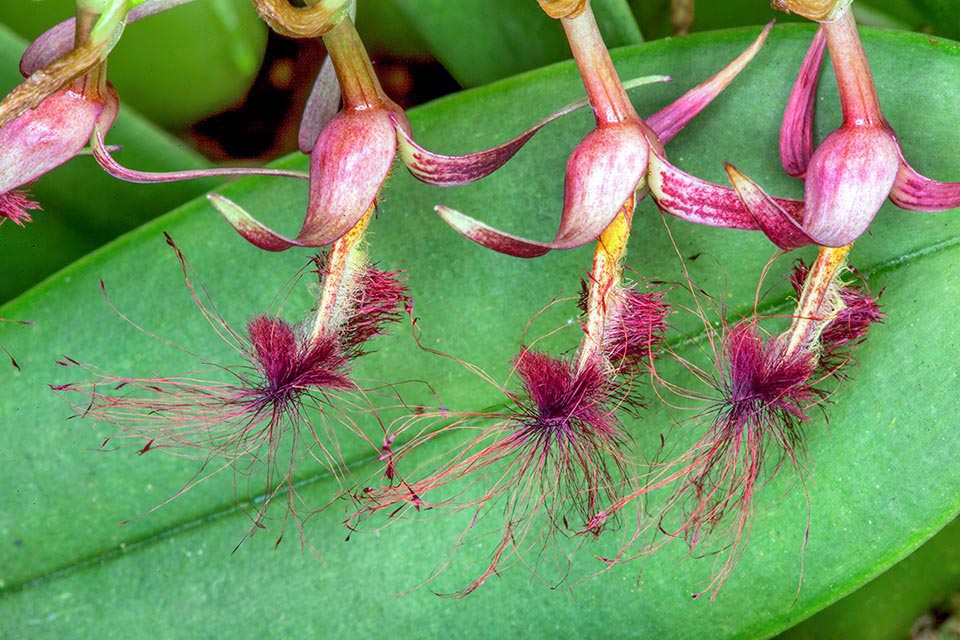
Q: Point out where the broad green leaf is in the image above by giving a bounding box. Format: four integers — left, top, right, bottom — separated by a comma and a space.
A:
778, 516, 960, 639
391, 0, 643, 87
1, 25, 959, 639
629, 0, 935, 38
0, 0, 267, 129
355, 0, 431, 59
0, 25, 222, 303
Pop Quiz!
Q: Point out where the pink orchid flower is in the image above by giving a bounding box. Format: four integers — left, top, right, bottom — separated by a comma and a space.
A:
434, 6, 779, 258
723, 6, 960, 250
208, 6, 655, 251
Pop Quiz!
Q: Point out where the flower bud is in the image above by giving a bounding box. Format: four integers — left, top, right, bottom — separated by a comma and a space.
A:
801, 125, 899, 246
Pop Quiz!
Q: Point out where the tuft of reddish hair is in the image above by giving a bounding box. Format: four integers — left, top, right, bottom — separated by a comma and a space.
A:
603, 288, 670, 375
54, 234, 407, 547
791, 260, 884, 371
350, 349, 634, 597
0, 189, 41, 226
581, 320, 822, 599
340, 265, 410, 356
579, 281, 670, 376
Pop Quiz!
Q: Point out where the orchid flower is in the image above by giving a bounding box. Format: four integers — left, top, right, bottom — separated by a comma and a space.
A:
723, 1, 960, 251
0, 0, 309, 227
210, 3, 666, 251
435, 2, 779, 258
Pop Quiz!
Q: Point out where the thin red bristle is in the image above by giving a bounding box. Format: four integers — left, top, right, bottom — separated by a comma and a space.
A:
351, 349, 634, 596
340, 265, 410, 356
0, 189, 41, 226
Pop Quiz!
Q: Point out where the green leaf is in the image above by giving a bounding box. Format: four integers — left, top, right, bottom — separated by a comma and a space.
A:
0, 25, 223, 303
777, 516, 960, 639
0, 0, 267, 129
910, 0, 960, 39
1, 25, 958, 639
390, 0, 642, 87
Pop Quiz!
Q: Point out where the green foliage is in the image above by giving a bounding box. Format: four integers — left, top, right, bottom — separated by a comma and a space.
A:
389, 0, 642, 87
1, 25, 959, 639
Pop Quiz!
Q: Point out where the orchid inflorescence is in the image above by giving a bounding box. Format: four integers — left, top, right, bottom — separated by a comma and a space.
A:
3, 0, 955, 599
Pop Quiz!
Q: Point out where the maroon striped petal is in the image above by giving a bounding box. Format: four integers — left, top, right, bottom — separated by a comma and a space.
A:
646, 21, 773, 144
889, 150, 960, 212
780, 28, 826, 179
724, 163, 813, 250
649, 150, 803, 230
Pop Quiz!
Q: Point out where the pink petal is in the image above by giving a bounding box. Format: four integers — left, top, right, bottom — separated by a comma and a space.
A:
297, 108, 397, 246
646, 21, 773, 144
0, 85, 102, 194
888, 150, 960, 212
91, 95, 309, 183
555, 122, 649, 243
21, 0, 196, 75
207, 194, 299, 252
724, 163, 813, 250
398, 75, 669, 187
648, 150, 803, 230
780, 27, 826, 179
298, 56, 341, 155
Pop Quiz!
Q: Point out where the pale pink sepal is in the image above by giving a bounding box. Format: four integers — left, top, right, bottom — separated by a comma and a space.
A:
21, 0, 196, 75
298, 56, 340, 155
434, 206, 552, 258
646, 21, 773, 145
724, 163, 812, 250
780, 28, 826, 179
0, 86, 103, 194
208, 193, 300, 252
888, 151, 960, 212
91, 110, 310, 183
801, 126, 899, 245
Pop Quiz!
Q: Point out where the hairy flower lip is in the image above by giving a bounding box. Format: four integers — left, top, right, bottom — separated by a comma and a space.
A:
350, 347, 636, 597
55, 232, 410, 542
